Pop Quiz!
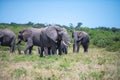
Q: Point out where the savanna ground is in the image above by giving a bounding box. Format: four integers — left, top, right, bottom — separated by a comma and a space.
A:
0, 45, 119, 80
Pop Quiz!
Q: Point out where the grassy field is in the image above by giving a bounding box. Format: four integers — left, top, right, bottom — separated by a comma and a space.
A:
0, 46, 119, 80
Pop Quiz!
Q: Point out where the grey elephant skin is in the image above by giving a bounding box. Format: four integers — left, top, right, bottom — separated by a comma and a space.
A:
0, 29, 16, 52
41, 40, 69, 56
39, 26, 70, 56
17, 26, 70, 57
61, 40, 68, 54
72, 31, 90, 53
17, 28, 42, 55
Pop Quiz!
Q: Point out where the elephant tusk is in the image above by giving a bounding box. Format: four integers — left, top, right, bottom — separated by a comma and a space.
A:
62, 41, 68, 47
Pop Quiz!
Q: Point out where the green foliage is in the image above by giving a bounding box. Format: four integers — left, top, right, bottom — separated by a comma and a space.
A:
12, 56, 41, 61
0, 23, 120, 52
59, 61, 70, 68
106, 41, 120, 52
11, 67, 27, 78
83, 56, 92, 64
0, 51, 9, 61
97, 57, 106, 65
89, 71, 105, 80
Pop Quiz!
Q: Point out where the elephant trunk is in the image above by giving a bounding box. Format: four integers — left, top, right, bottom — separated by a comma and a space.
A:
62, 41, 68, 47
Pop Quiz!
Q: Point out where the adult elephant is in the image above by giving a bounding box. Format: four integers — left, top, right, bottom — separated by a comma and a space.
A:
39, 26, 70, 57
17, 28, 43, 55
0, 29, 16, 52
17, 26, 70, 57
72, 31, 90, 53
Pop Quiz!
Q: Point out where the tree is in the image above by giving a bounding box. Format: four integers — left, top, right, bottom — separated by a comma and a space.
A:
111, 27, 120, 32
69, 23, 73, 29
34, 23, 46, 27
76, 22, 83, 28
26, 21, 34, 26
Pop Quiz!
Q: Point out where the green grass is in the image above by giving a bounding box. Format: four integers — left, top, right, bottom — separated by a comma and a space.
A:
11, 67, 27, 78
89, 71, 104, 80
0, 47, 119, 80
97, 57, 106, 65
0, 51, 9, 61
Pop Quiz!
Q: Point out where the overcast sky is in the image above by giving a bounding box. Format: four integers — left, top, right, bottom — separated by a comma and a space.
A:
0, 0, 120, 28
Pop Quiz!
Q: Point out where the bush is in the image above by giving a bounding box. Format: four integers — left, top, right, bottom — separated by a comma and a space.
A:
92, 31, 114, 48
106, 41, 120, 52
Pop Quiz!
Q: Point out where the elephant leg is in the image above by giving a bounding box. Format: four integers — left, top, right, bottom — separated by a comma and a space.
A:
47, 47, 51, 55
51, 47, 56, 55
24, 45, 30, 54
24, 38, 33, 55
38, 47, 41, 55
17, 39, 22, 54
64, 47, 68, 54
44, 47, 48, 56
29, 46, 33, 55
10, 38, 16, 53
58, 45, 62, 55
38, 47, 47, 56
77, 42, 81, 53
40, 47, 44, 57
82, 42, 89, 52
10, 45, 14, 53
73, 43, 76, 53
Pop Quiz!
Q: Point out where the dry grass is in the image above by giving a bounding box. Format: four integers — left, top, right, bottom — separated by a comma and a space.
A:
0, 46, 119, 80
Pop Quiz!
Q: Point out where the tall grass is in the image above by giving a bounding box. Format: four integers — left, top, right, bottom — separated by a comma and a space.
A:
0, 47, 119, 80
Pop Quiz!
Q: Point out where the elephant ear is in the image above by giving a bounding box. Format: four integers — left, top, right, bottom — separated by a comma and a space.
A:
45, 27, 58, 42
78, 31, 84, 40
22, 29, 32, 41
78, 31, 88, 40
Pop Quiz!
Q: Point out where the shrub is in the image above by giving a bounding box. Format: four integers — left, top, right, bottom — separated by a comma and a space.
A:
106, 41, 120, 52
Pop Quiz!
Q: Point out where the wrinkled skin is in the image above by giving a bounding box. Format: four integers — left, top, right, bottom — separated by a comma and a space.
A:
17, 28, 43, 55
17, 26, 70, 57
39, 26, 70, 56
72, 31, 90, 53
0, 29, 16, 52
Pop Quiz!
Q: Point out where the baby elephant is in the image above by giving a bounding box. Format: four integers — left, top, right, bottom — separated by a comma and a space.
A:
0, 29, 16, 52
72, 31, 90, 53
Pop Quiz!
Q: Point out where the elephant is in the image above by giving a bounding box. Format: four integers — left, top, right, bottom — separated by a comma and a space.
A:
0, 29, 16, 52
72, 31, 90, 53
40, 40, 69, 55
17, 28, 43, 55
60, 40, 68, 54
17, 26, 70, 57
39, 26, 70, 57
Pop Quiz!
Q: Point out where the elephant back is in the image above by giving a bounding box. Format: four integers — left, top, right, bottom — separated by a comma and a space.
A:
19, 29, 32, 41
2, 29, 15, 38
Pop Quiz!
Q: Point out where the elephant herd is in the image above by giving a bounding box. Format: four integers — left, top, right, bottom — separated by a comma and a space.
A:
0, 26, 90, 57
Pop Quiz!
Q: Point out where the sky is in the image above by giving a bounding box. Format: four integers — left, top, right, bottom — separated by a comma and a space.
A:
0, 0, 120, 28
